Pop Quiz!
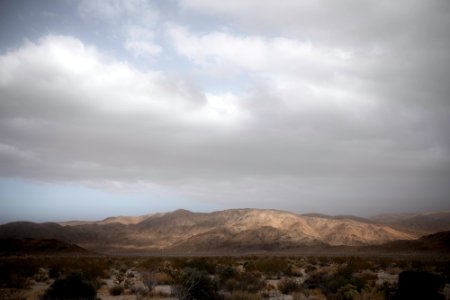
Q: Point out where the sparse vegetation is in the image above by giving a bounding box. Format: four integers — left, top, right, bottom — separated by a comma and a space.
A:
173, 267, 220, 300
278, 277, 303, 294
42, 273, 96, 300
0, 255, 448, 299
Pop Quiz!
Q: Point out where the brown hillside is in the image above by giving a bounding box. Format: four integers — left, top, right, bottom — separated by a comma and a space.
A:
0, 208, 420, 254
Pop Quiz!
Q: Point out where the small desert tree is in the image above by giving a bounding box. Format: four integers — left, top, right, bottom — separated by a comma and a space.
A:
142, 270, 158, 294
42, 273, 96, 300
173, 267, 219, 300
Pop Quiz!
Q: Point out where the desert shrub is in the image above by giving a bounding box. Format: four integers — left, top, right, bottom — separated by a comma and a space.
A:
0, 288, 26, 300
0, 275, 28, 290
434, 260, 450, 283
335, 284, 359, 300
305, 267, 367, 299
355, 271, 378, 289
292, 292, 309, 300
82, 258, 110, 280
245, 257, 289, 277
113, 268, 128, 286
48, 266, 62, 279
183, 258, 217, 274
137, 257, 164, 270
173, 268, 220, 300
373, 257, 392, 271
240, 272, 264, 293
0, 258, 40, 289
410, 259, 427, 270
219, 266, 237, 283
304, 271, 327, 291
42, 273, 96, 300
337, 258, 373, 278
358, 285, 387, 300
44, 257, 111, 281
370, 281, 397, 300
225, 291, 262, 300
278, 277, 302, 294
394, 271, 445, 300
33, 268, 49, 282
286, 265, 304, 277
304, 264, 317, 273
317, 256, 332, 266
223, 272, 264, 293
142, 270, 158, 293
155, 272, 174, 284
131, 285, 147, 296
109, 284, 124, 296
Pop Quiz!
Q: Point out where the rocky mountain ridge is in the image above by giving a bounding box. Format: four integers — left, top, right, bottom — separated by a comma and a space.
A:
0, 208, 428, 254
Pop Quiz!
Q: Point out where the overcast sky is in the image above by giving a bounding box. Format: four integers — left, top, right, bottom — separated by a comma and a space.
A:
0, 0, 449, 222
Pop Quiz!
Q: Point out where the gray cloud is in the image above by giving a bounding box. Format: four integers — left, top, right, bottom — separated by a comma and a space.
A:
0, 1, 449, 215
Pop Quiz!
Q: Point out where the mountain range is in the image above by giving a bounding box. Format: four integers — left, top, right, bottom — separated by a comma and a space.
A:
1, 208, 449, 255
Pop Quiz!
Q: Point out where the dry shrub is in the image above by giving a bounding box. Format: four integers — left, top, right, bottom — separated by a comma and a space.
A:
109, 284, 124, 296
156, 272, 173, 284
278, 277, 302, 294
225, 291, 262, 300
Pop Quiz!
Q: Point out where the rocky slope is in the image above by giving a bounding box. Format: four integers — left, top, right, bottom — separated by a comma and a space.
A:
0, 208, 420, 254
371, 210, 450, 235
374, 230, 450, 253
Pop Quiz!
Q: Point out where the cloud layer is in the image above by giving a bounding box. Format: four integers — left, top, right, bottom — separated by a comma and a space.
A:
0, 0, 449, 215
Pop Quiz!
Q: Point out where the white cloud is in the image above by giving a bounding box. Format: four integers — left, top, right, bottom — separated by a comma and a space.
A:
124, 26, 162, 56
78, 0, 163, 58
168, 26, 350, 75
78, 0, 159, 25
0, 36, 190, 116
168, 26, 375, 120
125, 40, 161, 56
0, 35, 249, 184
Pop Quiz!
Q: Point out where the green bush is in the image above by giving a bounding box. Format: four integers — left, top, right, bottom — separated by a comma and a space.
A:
335, 284, 359, 300
42, 273, 96, 300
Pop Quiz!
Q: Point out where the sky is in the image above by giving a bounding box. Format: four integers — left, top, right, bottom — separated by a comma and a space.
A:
0, 0, 449, 222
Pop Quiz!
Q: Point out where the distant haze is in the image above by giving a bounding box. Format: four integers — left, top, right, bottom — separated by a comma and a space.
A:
1, 0, 449, 222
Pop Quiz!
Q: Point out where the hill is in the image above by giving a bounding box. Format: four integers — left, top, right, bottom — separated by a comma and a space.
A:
0, 208, 419, 254
374, 230, 450, 253
371, 210, 450, 235
0, 238, 93, 256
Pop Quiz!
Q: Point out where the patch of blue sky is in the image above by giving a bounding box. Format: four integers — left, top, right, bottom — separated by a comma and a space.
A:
0, 178, 220, 223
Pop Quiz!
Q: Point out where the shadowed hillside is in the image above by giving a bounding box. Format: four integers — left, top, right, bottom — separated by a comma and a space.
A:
371, 210, 450, 235
0, 238, 93, 256
374, 230, 450, 253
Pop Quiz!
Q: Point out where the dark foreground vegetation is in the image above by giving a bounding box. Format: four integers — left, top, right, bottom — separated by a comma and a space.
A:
0, 255, 449, 299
